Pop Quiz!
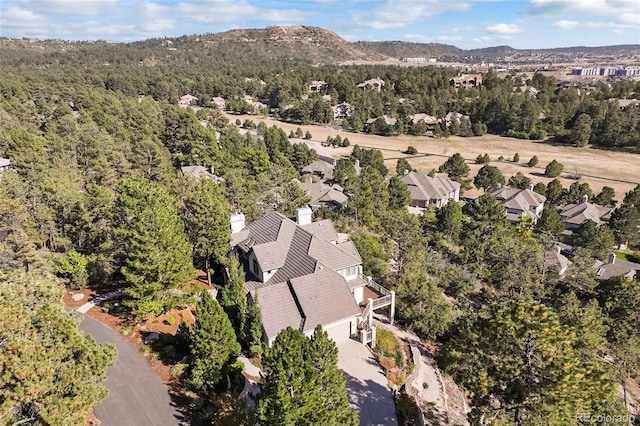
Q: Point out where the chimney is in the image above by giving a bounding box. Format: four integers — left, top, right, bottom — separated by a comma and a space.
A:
295, 206, 313, 226
609, 253, 616, 264
403, 169, 409, 176
582, 194, 588, 203
210, 166, 215, 175
355, 159, 360, 168
528, 184, 534, 191
332, 158, 337, 166
230, 213, 245, 234
497, 183, 502, 189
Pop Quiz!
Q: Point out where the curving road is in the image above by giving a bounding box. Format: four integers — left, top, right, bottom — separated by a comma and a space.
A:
78, 314, 188, 426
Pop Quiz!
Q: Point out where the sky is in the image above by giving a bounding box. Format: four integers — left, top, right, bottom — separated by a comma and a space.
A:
1, 0, 639, 49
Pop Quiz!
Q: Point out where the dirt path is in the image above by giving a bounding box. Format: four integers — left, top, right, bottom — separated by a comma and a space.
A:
375, 321, 469, 426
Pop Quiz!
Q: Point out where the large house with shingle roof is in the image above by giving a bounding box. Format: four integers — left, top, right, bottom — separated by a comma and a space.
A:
400, 171, 460, 209
230, 207, 394, 347
297, 176, 348, 211
490, 185, 546, 223
559, 196, 615, 234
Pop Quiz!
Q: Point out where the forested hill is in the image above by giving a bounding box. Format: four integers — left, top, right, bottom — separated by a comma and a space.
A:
1, 25, 639, 67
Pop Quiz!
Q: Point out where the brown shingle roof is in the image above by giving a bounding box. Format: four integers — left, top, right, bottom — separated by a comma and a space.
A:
491, 186, 546, 218
560, 201, 615, 226
301, 220, 338, 243
254, 282, 303, 341
400, 172, 460, 202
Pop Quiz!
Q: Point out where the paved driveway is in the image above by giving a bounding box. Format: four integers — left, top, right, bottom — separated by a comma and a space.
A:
337, 339, 398, 426
78, 314, 187, 426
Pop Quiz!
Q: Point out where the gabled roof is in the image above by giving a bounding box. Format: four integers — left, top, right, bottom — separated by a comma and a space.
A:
410, 113, 439, 125
559, 201, 615, 226
301, 219, 338, 243
255, 268, 360, 341
297, 179, 348, 207
301, 160, 334, 179
180, 165, 225, 183
400, 172, 460, 201
593, 258, 639, 280
366, 115, 396, 126
234, 213, 360, 285
491, 186, 546, 217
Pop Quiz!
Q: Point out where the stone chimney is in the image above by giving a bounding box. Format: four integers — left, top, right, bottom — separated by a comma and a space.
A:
295, 206, 313, 226
355, 159, 360, 168
230, 213, 245, 234
582, 194, 588, 203
497, 183, 502, 189
403, 169, 409, 176
528, 184, 534, 191
609, 253, 616, 264
332, 158, 337, 166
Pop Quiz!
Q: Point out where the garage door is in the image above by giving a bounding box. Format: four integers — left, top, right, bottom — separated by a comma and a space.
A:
324, 320, 352, 342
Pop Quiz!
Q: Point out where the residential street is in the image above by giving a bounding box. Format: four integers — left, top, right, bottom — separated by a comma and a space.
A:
77, 314, 188, 426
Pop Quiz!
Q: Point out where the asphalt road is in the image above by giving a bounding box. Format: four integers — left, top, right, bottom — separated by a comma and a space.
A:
78, 314, 188, 426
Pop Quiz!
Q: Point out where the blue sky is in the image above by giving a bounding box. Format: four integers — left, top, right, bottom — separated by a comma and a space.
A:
1, 0, 638, 49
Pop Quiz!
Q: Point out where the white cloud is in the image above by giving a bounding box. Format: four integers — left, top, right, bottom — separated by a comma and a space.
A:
486, 23, 522, 34
438, 35, 463, 42
21, 0, 119, 16
527, 0, 639, 27
0, 6, 55, 38
473, 35, 490, 42
350, 0, 471, 31
176, 0, 258, 24
553, 19, 579, 29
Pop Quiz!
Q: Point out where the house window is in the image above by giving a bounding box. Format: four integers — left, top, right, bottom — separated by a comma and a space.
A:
253, 259, 259, 275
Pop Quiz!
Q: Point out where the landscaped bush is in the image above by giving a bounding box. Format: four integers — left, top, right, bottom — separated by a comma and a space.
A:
405, 146, 418, 155
545, 159, 564, 177
528, 155, 539, 167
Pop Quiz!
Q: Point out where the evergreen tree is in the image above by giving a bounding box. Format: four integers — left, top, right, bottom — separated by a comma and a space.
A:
443, 300, 621, 425
307, 326, 358, 426
220, 254, 248, 338
544, 159, 564, 177
258, 328, 320, 425
592, 186, 616, 207
474, 164, 505, 192
545, 179, 565, 205
387, 176, 411, 210
507, 172, 532, 189
395, 158, 414, 176
436, 201, 463, 242
182, 178, 230, 285
189, 290, 241, 392
439, 153, 470, 182
608, 203, 640, 245
535, 205, 564, 238
114, 177, 194, 318
528, 155, 539, 167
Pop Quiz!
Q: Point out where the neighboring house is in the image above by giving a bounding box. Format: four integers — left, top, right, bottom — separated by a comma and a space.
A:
516, 85, 540, 97
490, 185, 546, 223
409, 113, 439, 131
366, 115, 397, 127
0, 157, 10, 180
357, 77, 385, 91
332, 102, 352, 120
594, 253, 639, 280
559, 196, 615, 233
450, 74, 483, 89
442, 112, 471, 128
297, 176, 349, 211
309, 80, 328, 92
212, 96, 226, 109
302, 159, 334, 181
179, 94, 198, 108
400, 171, 460, 209
242, 95, 268, 114
544, 244, 572, 276
180, 165, 225, 184
230, 208, 395, 347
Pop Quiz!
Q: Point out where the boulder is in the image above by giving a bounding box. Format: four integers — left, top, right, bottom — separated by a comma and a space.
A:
144, 332, 160, 345
71, 293, 85, 302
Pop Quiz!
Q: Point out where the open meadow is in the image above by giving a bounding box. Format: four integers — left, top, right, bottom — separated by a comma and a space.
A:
225, 113, 640, 199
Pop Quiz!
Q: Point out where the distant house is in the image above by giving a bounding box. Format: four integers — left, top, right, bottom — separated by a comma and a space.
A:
442, 112, 471, 128
594, 253, 639, 280
212, 96, 227, 109
400, 172, 460, 209
297, 176, 348, 211
179, 94, 198, 108
357, 77, 385, 92
180, 165, 225, 184
243, 95, 268, 114
302, 159, 335, 181
332, 102, 353, 120
559, 196, 615, 233
490, 185, 546, 223
450, 74, 483, 89
409, 113, 439, 131
0, 157, 10, 180
516, 85, 540, 97
309, 80, 328, 92
366, 115, 397, 127
230, 208, 395, 347
544, 244, 572, 276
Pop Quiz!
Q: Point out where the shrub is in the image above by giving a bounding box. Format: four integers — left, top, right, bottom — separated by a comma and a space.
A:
166, 315, 176, 325
498, 155, 504, 161
304, 130, 312, 139
405, 146, 418, 155
528, 156, 539, 167
513, 153, 520, 162
545, 159, 564, 178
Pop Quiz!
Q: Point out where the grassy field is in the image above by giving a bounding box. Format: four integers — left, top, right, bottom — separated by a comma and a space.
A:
225, 112, 640, 199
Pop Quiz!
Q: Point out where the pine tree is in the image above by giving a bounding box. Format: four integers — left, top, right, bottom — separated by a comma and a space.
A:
257, 328, 320, 425
220, 254, 248, 337
189, 290, 240, 392
307, 325, 358, 426
114, 177, 194, 319
183, 178, 230, 285
535, 205, 564, 238
387, 176, 411, 210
